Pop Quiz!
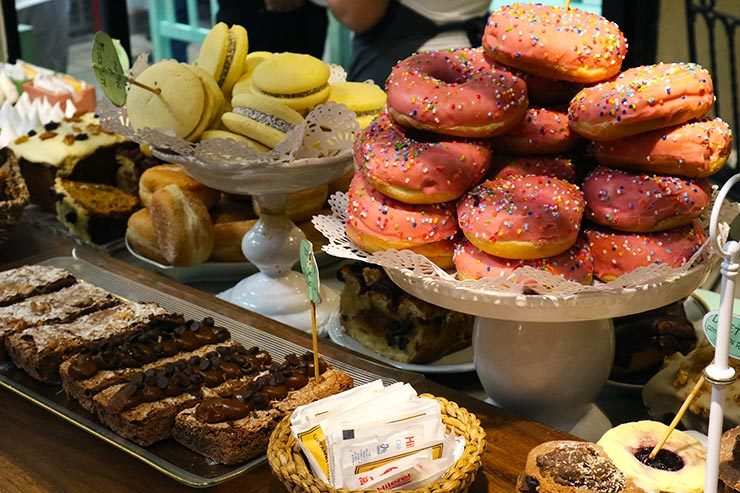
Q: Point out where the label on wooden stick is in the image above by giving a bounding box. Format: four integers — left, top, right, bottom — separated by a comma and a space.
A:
703, 311, 740, 360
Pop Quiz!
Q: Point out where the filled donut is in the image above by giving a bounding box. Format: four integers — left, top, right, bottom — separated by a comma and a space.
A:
345, 174, 458, 269
491, 107, 582, 155
569, 63, 714, 141
454, 238, 593, 284
354, 113, 491, 204
457, 175, 585, 260
583, 166, 711, 232
592, 117, 732, 178
483, 3, 627, 83
386, 47, 528, 137
585, 221, 707, 281
487, 155, 578, 182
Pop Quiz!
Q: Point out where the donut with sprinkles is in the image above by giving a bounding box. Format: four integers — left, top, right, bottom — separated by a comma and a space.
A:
491, 106, 583, 155
454, 238, 593, 283
345, 174, 458, 269
482, 3, 627, 83
487, 155, 578, 183
457, 175, 585, 260
583, 166, 711, 233
585, 221, 707, 281
520, 71, 583, 106
568, 63, 714, 141
592, 117, 732, 178
354, 113, 491, 204
385, 47, 528, 138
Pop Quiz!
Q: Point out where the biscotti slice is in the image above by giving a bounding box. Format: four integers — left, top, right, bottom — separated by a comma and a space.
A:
516, 440, 645, 493
93, 344, 273, 446
0, 283, 119, 361
0, 265, 76, 307
5, 302, 169, 383
173, 353, 354, 465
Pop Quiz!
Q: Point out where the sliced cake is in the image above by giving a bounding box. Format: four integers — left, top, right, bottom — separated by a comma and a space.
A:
0, 265, 76, 307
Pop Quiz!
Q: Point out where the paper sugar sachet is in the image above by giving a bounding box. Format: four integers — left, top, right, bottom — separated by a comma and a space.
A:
290, 380, 463, 490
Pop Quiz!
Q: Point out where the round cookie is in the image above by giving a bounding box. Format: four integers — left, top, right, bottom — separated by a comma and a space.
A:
200, 129, 269, 152
251, 53, 330, 112
327, 81, 387, 129
195, 23, 248, 94
222, 93, 304, 148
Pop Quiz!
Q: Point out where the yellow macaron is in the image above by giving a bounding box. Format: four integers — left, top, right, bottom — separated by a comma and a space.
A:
195, 23, 249, 94
127, 60, 205, 138
250, 53, 330, 112
222, 93, 304, 148
200, 129, 269, 152
232, 51, 272, 96
327, 81, 387, 128
185, 65, 225, 141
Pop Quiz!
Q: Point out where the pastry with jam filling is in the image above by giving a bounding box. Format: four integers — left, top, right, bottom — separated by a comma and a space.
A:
173, 352, 353, 465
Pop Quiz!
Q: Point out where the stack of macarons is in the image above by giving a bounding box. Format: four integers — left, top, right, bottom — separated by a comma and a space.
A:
344, 3, 733, 286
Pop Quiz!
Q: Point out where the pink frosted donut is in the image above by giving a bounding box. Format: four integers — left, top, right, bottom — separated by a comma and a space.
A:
585, 221, 707, 281
583, 166, 711, 233
593, 117, 732, 178
491, 107, 582, 155
487, 155, 578, 182
569, 63, 715, 141
521, 71, 583, 106
354, 113, 491, 204
482, 4, 627, 83
454, 238, 593, 284
386, 47, 528, 137
345, 174, 458, 269
457, 175, 585, 260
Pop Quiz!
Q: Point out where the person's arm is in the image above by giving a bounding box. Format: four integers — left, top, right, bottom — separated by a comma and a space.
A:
327, 0, 389, 33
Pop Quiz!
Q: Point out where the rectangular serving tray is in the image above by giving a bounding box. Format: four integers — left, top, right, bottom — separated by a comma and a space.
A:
0, 256, 403, 488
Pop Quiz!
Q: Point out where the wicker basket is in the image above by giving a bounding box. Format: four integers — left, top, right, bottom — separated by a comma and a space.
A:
267, 393, 486, 493
0, 148, 29, 245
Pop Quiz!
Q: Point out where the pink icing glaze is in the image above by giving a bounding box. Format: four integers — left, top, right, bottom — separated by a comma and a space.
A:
568, 63, 715, 138
491, 107, 582, 154
454, 238, 593, 283
354, 113, 491, 202
482, 4, 627, 83
487, 155, 577, 182
583, 166, 711, 232
385, 48, 527, 133
593, 117, 733, 175
586, 221, 707, 280
457, 175, 585, 246
346, 174, 458, 245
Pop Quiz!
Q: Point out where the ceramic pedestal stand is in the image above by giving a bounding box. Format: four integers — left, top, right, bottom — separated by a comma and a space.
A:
155, 150, 353, 332
383, 264, 710, 441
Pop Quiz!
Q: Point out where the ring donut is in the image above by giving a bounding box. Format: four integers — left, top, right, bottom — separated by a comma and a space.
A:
354, 113, 491, 204
457, 175, 585, 260
521, 71, 583, 106
346, 174, 458, 269
491, 107, 582, 155
454, 238, 593, 284
592, 117, 732, 178
583, 166, 711, 232
487, 155, 577, 182
482, 4, 627, 83
585, 221, 707, 281
386, 47, 528, 137
569, 63, 714, 141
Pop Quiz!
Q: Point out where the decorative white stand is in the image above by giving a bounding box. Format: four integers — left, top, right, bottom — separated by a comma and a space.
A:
703, 174, 739, 493
156, 150, 353, 332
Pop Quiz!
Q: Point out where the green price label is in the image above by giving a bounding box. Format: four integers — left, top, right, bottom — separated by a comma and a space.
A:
92, 31, 128, 106
300, 239, 322, 305
112, 38, 130, 72
703, 311, 740, 360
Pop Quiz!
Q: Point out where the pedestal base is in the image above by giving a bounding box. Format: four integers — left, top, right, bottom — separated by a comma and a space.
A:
218, 271, 340, 333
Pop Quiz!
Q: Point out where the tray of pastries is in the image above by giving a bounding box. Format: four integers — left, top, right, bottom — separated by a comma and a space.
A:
0, 258, 398, 487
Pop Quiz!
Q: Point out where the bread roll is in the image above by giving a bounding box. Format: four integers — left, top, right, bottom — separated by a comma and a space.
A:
210, 220, 256, 262
126, 209, 167, 265
139, 165, 221, 209
149, 184, 215, 266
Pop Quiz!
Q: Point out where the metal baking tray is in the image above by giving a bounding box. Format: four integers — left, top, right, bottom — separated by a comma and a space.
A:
0, 256, 401, 488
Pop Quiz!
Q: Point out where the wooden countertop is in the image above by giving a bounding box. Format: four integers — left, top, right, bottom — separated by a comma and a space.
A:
0, 225, 573, 492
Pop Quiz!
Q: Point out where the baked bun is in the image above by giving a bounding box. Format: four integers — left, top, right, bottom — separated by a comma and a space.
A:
126, 209, 167, 265
139, 165, 221, 209
149, 184, 215, 266
210, 220, 256, 262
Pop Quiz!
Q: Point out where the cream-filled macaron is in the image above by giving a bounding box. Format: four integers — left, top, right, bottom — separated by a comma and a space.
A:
184, 65, 224, 141
250, 53, 330, 112
195, 22, 248, 94
328, 81, 386, 128
222, 93, 303, 148
200, 129, 269, 152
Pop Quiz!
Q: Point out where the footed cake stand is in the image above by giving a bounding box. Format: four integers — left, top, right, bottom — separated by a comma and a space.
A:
383, 263, 711, 440
154, 150, 353, 332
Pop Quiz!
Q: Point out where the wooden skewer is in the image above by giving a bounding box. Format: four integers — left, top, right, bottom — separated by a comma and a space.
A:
310, 301, 321, 382
649, 375, 705, 459
92, 64, 161, 95
564, 0, 571, 9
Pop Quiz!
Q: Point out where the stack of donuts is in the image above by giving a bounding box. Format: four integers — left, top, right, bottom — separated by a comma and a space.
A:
346, 2, 733, 286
